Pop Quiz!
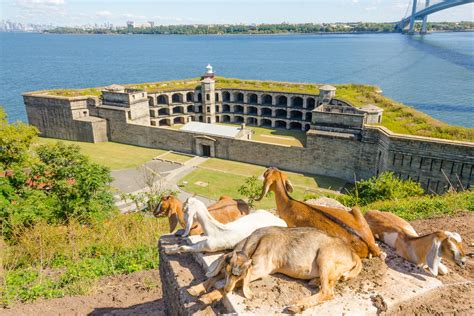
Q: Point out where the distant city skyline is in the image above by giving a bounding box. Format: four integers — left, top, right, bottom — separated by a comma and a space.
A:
1, 0, 473, 26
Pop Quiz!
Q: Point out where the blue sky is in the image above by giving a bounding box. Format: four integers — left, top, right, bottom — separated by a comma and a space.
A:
1, 0, 473, 26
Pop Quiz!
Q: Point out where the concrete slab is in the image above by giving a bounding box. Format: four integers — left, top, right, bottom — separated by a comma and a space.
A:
171, 235, 456, 315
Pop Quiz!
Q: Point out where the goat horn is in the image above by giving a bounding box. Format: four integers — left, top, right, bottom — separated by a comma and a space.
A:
255, 183, 269, 201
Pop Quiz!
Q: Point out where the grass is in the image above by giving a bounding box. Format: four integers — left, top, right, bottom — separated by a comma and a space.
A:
1, 213, 169, 306
218, 123, 305, 147
159, 152, 194, 164
36, 138, 166, 170
180, 158, 346, 209
360, 190, 474, 221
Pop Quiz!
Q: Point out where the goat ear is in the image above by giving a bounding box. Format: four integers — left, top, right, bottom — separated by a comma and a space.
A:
426, 237, 442, 276
285, 179, 294, 193
169, 213, 179, 233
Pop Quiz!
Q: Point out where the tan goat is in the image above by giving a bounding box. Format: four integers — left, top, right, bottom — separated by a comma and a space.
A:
154, 195, 249, 235
365, 210, 466, 276
256, 167, 382, 259
188, 226, 362, 313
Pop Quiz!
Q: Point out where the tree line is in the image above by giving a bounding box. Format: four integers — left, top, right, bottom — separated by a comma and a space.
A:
46, 22, 474, 35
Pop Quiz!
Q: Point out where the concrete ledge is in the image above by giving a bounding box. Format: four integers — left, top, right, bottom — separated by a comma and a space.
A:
159, 234, 469, 315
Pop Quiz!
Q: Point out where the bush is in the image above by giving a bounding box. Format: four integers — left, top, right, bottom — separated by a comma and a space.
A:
347, 172, 424, 206
1, 213, 169, 305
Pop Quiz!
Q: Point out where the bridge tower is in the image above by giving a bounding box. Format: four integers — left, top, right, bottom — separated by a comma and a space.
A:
408, 0, 418, 34
421, 0, 430, 34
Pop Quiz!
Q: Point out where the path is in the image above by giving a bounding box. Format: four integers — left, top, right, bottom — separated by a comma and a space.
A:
112, 154, 214, 212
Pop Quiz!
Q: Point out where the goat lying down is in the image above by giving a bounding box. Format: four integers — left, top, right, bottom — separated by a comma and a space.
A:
188, 226, 362, 313
365, 210, 466, 276
163, 197, 287, 254
154, 195, 249, 235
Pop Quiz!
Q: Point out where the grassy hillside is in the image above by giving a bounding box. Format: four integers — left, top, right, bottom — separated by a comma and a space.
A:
37, 77, 473, 142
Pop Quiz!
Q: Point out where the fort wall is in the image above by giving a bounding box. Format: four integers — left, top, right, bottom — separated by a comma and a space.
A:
23, 76, 473, 193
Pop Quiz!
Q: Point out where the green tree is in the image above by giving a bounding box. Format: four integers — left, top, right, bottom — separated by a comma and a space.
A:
0, 107, 38, 168
238, 176, 265, 208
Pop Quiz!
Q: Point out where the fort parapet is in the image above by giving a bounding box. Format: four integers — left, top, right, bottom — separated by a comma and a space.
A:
23, 66, 473, 193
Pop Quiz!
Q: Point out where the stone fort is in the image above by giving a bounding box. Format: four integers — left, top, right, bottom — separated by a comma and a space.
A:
24, 65, 473, 193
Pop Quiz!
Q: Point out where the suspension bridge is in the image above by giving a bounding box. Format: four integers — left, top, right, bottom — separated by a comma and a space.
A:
397, 0, 474, 34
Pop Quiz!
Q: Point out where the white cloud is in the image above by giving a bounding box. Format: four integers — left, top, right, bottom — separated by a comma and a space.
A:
96, 10, 112, 17
17, 0, 65, 6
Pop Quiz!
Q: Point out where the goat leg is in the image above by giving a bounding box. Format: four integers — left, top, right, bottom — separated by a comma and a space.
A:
188, 272, 223, 297
199, 288, 225, 305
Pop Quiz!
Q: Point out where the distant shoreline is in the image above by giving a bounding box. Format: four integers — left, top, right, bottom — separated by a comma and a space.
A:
2, 29, 474, 36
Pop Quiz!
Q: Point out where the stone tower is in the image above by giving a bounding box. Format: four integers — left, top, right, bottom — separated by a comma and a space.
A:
201, 64, 216, 124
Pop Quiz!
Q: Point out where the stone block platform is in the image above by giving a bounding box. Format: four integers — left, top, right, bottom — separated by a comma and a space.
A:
159, 234, 465, 315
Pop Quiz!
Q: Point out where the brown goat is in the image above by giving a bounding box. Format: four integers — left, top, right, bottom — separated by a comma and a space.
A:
154, 195, 250, 235
256, 167, 382, 258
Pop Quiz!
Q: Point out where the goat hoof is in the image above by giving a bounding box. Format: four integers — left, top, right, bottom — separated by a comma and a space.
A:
164, 246, 179, 254
287, 304, 304, 314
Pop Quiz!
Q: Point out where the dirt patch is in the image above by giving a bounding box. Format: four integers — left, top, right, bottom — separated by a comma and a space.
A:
2, 270, 165, 316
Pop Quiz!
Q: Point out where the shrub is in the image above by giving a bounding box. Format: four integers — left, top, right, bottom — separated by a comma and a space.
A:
347, 172, 424, 206
238, 176, 265, 208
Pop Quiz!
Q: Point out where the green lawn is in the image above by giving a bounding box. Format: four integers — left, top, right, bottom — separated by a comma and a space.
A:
179, 158, 346, 209
37, 138, 166, 170
159, 152, 194, 164
218, 123, 305, 147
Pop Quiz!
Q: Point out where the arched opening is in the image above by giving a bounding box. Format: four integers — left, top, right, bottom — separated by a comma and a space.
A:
261, 119, 272, 127
197, 93, 202, 102
290, 110, 302, 120
174, 117, 185, 124
187, 105, 194, 112
262, 94, 272, 105
158, 108, 169, 116
216, 105, 220, 113
186, 92, 194, 102
247, 117, 258, 125
277, 95, 288, 107
215, 115, 220, 123
148, 96, 155, 107
306, 97, 315, 110
248, 93, 258, 104
222, 91, 231, 102
158, 119, 170, 126
305, 124, 311, 131
234, 115, 244, 123
275, 120, 287, 129
172, 93, 183, 103
290, 122, 302, 130
305, 112, 312, 122
198, 115, 203, 122
173, 106, 184, 114
157, 94, 168, 105
223, 104, 231, 113
261, 107, 272, 116
198, 106, 203, 113
291, 97, 303, 108
222, 115, 231, 122
275, 109, 287, 118
233, 105, 244, 114
247, 106, 257, 115
234, 92, 244, 103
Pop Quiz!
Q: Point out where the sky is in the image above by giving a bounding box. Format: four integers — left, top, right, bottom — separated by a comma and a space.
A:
1, 0, 473, 26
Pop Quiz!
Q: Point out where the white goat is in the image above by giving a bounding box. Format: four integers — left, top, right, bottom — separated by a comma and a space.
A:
164, 197, 287, 254
365, 210, 466, 276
